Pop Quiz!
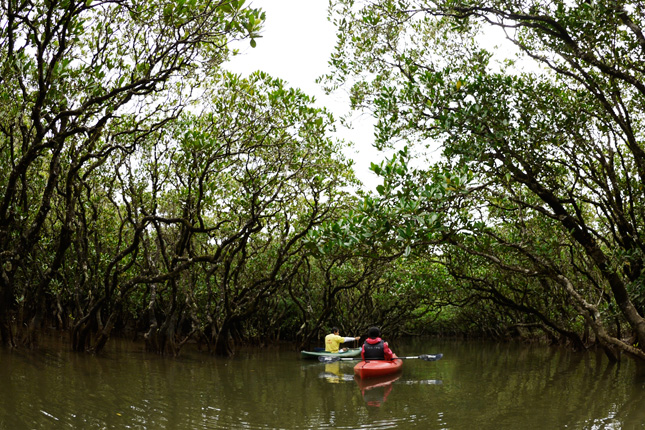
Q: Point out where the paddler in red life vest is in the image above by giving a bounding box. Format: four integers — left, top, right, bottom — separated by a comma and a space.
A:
361, 326, 394, 360
325, 327, 360, 353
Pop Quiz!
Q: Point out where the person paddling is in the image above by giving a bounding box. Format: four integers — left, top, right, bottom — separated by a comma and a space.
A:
325, 327, 360, 353
361, 326, 394, 360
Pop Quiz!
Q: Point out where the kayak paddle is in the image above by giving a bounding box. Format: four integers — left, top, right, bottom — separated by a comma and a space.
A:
318, 353, 443, 363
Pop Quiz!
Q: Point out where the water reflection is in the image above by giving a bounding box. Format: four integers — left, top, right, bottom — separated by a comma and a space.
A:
316, 359, 444, 409
318, 362, 355, 382
3, 339, 645, 429
400, 378, 443, 385
354, 373, 443, 408
355, 373, 401, 407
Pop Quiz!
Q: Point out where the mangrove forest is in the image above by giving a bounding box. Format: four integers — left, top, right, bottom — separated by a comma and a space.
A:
2, 0, 645, 364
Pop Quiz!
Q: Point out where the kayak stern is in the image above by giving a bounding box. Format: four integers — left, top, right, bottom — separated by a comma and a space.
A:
353, 355, 403, 379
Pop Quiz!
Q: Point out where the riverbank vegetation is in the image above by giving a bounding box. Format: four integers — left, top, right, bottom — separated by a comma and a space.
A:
2, 0, 645, 363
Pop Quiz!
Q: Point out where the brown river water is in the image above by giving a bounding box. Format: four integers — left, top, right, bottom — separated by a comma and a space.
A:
1, 337, 645, 429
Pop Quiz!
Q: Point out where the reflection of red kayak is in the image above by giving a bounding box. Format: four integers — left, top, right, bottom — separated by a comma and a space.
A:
354, 372, 401, 390
355, 372, 401, 407
353, 354, 403, 379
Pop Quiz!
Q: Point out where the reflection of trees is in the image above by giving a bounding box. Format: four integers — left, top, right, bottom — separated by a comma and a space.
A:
1, 341, 644, 427
434, 343, 643, 428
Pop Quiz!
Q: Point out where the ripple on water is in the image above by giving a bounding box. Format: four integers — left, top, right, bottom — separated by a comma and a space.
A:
2, 339, 645, 429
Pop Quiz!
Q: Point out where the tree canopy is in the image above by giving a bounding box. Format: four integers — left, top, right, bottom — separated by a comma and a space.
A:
3, 0, 645, 362
320, 0, 645, 361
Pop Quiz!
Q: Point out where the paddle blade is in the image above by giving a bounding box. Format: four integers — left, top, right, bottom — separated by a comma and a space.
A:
419, 353, 443, 362
318, 356, 341, 363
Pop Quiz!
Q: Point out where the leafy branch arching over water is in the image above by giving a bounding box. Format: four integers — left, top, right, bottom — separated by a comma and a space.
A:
320, 0, 645, 362
0, 0, 363, 356
3, 0, 645, 362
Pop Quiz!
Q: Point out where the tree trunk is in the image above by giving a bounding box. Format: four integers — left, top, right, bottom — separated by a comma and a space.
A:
0, 270, 15, 347
214, 321, 234, 357
91, 309, 119, 354
144, 285, 159, 352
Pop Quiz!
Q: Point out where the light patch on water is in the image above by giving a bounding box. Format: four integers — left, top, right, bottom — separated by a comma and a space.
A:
586, 410, 622, 430
40, 410, 59, 420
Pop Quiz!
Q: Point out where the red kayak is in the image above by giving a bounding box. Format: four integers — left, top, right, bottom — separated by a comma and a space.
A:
353, 354, 403, 379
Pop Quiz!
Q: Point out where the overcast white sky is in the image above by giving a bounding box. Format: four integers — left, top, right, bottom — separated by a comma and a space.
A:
225, 0, 381, 190
224, 2, 524, 191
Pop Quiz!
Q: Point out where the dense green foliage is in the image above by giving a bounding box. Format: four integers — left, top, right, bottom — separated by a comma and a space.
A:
320, 0, 645, 361
3, 0, 645, 362
0, 0, 372, 356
